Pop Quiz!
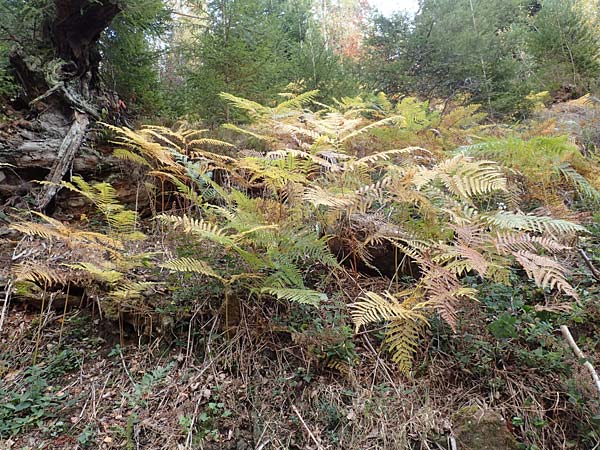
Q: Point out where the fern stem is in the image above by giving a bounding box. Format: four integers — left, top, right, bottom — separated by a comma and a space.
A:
224, 284, 230, 339
58, 281, 71, 346
33, 282, 47, 365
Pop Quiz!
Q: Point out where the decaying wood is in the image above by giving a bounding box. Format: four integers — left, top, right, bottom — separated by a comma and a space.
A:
0, 0, 123, 205
37, 111, 90, 210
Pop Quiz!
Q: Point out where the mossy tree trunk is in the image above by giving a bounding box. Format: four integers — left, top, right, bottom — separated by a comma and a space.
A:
0, 0, 122, 209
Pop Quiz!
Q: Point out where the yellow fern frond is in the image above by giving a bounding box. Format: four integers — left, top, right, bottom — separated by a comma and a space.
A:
13, 263, 65, 286
416, 155, 507, 199
385, 316, 424, 373
157, 214, 234, 247
340, 115, 405, 142
350, 291, 429, 331
113, 148, 153, 167
303, 186, 357, 209
109, 281, 154, 300
160, 257, 223, 281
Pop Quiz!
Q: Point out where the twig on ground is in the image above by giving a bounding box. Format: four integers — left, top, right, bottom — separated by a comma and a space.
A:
292, 404, 324, 450
578, 248, 600, 281
256, 439, 271, 450
561, 325, 600, 397
0, 279, 13, 332
449, 435, 457, 450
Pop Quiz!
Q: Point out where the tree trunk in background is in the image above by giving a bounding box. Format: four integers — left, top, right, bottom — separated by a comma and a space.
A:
0, 0, 122, 209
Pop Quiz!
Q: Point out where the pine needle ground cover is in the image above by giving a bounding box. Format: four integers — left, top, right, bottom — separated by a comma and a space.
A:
2, 93, 600, 448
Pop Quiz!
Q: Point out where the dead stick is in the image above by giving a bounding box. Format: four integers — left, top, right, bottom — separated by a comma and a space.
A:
0, 279, 13, 332
292, 405, 324, 450
561, 325, 600, 396
578, 248, 600, 281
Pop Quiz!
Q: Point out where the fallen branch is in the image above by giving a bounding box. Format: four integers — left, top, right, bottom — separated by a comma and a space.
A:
561, 325, 600, 397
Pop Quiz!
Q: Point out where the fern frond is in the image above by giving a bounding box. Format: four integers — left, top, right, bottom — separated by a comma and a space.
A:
485, 211, 587, 235
560, 163, 600, 203
513, 251, 578, 299
10, 220, 68, 241
420, 264, 477, 331
350, 291, 429, 331
493, 232, 569, 255
416, 155, 507, 199
275, 90, 319, 111
385, 316, 424, 373
157, 214, 234, 247
352, 147, 428, 167
340, 115, 405, 142
188, 138, 235, 148
303, 186, 357, 209
160, 257, 223, 281
113, 148, 153, 167
66, 262, 123, 283
265, 148, 335, 170
222, 123, 270, 141
109, 281, 154, 300
261, 287, 325, 306
13, 263, 65, 286
219, 92, 270, 118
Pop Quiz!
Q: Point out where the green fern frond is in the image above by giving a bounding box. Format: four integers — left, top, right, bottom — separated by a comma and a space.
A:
560, 163, 600, 203
66, 262, 123, 283
275, 90, 319, 111
485, 211, 587, 235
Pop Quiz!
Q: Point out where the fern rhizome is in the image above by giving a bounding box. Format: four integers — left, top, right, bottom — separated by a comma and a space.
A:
9, 91, 590, 373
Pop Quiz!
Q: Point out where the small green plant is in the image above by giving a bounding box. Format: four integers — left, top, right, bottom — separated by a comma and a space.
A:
77, 423, 96, 448
0, 365, 64, 438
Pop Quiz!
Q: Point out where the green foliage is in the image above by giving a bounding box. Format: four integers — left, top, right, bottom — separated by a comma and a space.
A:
528, 0, 600, 94
0, 43, 17, 99
100, 0, 171, 114
460, 135, 600, 206
108, 93, 586, 373
360, 0, 600, 117
0, 350, 79, 438
167, 0, 358, 123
